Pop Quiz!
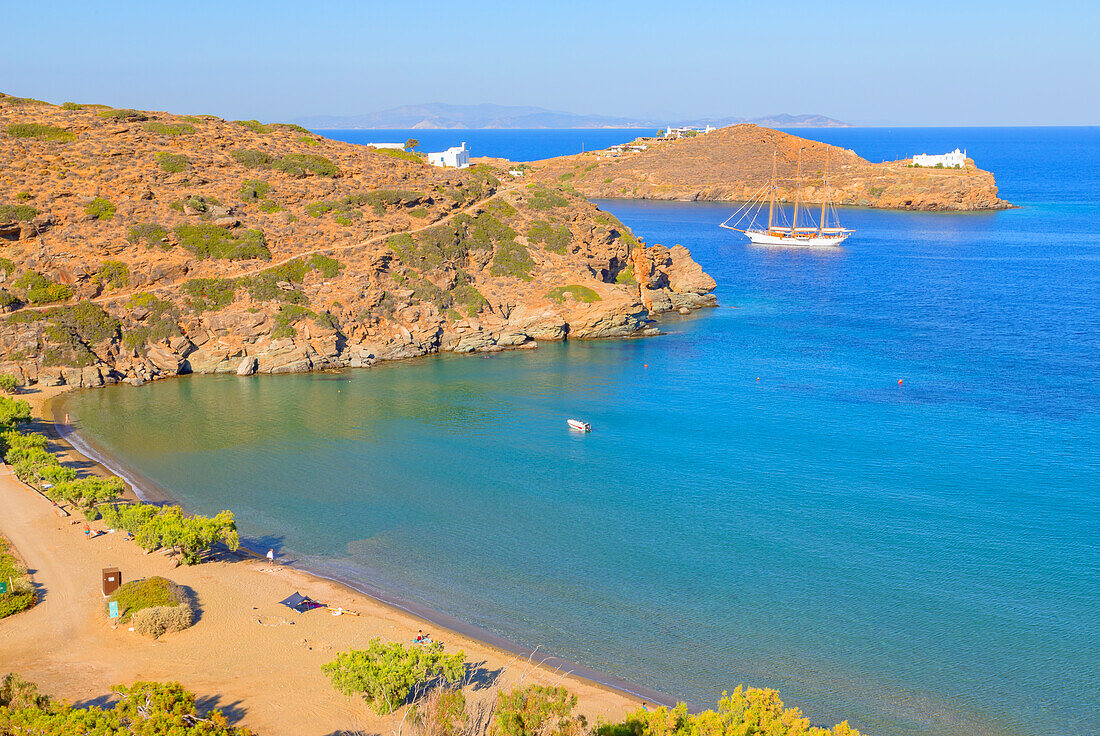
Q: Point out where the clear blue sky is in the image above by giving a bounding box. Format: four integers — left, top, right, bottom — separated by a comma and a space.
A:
3, 0, 1097, 125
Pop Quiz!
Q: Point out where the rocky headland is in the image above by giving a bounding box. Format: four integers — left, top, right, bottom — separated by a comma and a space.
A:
0, 93, 716, 388
524, 124, 1012, 211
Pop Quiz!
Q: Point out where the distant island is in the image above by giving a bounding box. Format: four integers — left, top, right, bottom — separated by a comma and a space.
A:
295, 103, 851, 130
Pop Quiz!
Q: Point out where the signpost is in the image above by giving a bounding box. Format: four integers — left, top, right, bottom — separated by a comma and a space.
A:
108, 601, 119, 619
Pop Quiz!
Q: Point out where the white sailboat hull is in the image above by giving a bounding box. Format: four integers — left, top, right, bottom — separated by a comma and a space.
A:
744, 229, 851, 247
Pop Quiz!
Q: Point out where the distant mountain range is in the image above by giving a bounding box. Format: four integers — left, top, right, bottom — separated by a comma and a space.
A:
294, 104, 850, 130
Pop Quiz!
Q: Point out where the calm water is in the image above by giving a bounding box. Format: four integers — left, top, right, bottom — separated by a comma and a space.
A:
62, 128, 1099, 736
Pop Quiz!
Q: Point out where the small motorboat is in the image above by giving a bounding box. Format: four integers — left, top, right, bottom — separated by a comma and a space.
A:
567, 419, 591, 432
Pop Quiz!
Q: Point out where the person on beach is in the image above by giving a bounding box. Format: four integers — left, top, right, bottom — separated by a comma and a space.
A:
64, 413, 70, 424
266, 548, 274, 566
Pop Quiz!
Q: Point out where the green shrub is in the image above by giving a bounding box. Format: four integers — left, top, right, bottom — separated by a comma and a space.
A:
0, 374, 19, 393
180, 278, 239, 311
143, 121, 195, 136
12, 271, 72, 304
230, 149, 273, 168
273, 122, 311, 134
527, 220, 571, 254
309, 253, 344, 278
546, 285, 601, 303
98, 108, 148, 121
0, 535, 36, 619
495, 686, 585, 736
322, 639, 466, 714
123, 292, 181, 352
491, 240, 535, 281
0, 203, 37, 222
234, 119, 271, 134
273, 153, 338, 177
238, 179, 271, 200
84, 197, 115, 221
154, 152, 189, 173
615, 264, 636, 285
451, 284, 488, 317
4, 123, 75, 142
174, 224, 270, 260
61, 102, 82, 111
107, 576, 185, 623
271, 305, 314, 337
0, 397, 32, 430
486, 198, 518, 218
559, 172, 574, 181
408, 207, 429, 218
527, 186, 569, 210
127, 222, 170, 249
95, 260, 129, 289
258, 199, 283, 213
374, 147, 422, 163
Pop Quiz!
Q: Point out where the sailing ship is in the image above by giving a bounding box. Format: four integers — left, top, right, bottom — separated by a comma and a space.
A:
721, 149, 853, 246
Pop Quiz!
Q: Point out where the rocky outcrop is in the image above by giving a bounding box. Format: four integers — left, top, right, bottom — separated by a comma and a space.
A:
0, 94, 717, 387
526, 124, 1012, 211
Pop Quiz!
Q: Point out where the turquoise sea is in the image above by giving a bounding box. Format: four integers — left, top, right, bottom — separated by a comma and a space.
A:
61, 128, 1099, 736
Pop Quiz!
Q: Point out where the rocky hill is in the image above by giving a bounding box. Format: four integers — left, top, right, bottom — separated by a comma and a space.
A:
526, 124, 1011, 211
0, 93, 715, 388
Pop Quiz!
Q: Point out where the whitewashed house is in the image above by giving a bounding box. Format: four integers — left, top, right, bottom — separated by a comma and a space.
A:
912, 148, 967, 168
367, 142, 406, 149
427, 142, 470, 168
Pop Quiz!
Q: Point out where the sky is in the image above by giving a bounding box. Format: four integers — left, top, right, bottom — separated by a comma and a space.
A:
2, 0, 1098, 126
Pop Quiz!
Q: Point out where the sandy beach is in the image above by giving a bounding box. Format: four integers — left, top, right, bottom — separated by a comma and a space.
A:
0, 386, 639, 735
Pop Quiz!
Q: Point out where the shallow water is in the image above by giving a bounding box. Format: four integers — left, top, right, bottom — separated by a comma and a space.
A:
62, 128, 1100, 736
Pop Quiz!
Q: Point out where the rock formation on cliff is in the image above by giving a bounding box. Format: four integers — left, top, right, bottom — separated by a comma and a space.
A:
0, 93, 716, 387
527, 124, 1011, 211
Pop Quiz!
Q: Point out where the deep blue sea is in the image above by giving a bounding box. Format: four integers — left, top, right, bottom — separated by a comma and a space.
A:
62, 128, 1099, 736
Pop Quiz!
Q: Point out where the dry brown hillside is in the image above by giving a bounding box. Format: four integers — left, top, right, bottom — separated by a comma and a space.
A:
527, 124, 1011, 211
0, 93, 715, 388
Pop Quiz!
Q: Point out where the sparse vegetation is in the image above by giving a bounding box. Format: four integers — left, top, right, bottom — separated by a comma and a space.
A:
124, 292, 181, 350
0, 203, 37, 222
174, 224, 270, 260
374, 147, 422, 163
451, 284, 488, 317
527, 220, 571, 254
496, 685, 586, 736
234, 119, 271, 134
5, 123, 76, 142
0, 534, 36, 618
95, 260, 129, 289
527, 186, 569, 210
12, 271, 72, 304
231, 149, 339, 177
98, 108, 148, 121
60, 102, 82, 111
143, 121, 195, 136
127, 222, 170, 249
239, 179, 271, 200
180, 278, 239, 311
615, 264, 636, 285
84, 196, 116, 220
547, 285, 601, 303
154, 151, 189, 173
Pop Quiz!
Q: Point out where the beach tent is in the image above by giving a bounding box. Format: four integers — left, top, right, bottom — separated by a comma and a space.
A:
278, 592, 326, 613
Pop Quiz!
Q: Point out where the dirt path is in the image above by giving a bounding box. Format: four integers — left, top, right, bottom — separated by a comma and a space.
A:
0, 450, 637, 735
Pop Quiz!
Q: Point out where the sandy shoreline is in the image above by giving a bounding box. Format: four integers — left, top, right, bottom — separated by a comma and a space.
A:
0, 383, 651, 734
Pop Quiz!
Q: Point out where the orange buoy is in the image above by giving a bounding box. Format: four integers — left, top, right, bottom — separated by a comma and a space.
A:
644, 364, 648, 368
898, 379, 903, 385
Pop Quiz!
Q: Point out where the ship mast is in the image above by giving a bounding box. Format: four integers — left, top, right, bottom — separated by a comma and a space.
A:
791, 148, 802, 235
767, 151, 776, 232
819, 149, 828, 235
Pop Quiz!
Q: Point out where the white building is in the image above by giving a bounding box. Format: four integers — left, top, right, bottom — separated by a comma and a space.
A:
912, 148, 967, 168
663, 124, 715, 139
427, 142, 470, 168
367, 142, 405, 149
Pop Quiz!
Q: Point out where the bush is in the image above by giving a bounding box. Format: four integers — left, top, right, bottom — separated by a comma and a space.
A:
127, 222, 170, 249
0, 203, 37, 222
5, 123, 76, 142
322, 639, 466, 714
98, 108, 148, 121
495, 686, 586, 736
527, 186, 569, 210
490, 240, 535, 281
107, 576, 184, 623
238, 179, 271, 200
12, 271, 72, 304
154, 151, 189, 173
374, 147, 422, 163
412, 687, 468, 736
546, 285, 601, 303
451, 284, 487, 317
273, 153, 338, 178
61, 102, 82, 111
131, 604, 194, 638
230, 148, 273, 168
0, 397, 33, 430
234, 119, 271, 134
143, 121, 195, 136
615, 264, 636, 285
527, 220, 571, 254
0, 374, 19, 393
174, 224, 270, 261
95, 260, 129, 289
180, 278, 239, 311
0, 534, 36, 619
84, 197, 115, 221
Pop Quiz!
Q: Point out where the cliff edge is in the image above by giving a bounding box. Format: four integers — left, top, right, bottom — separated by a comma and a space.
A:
0, 93, 715, 388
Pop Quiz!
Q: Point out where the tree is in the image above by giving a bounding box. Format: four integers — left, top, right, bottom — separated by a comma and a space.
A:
494, 685, 585, 736
405, 138, 420, 151
50, 476, 124, 510
322, 638, 466, 714
100, 503, 239, 564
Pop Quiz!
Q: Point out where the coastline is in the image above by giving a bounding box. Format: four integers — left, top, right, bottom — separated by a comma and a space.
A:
37, 382, 674, 710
